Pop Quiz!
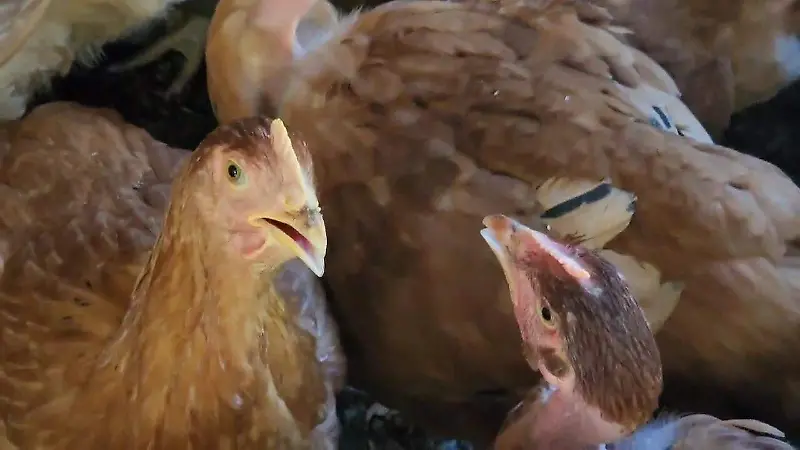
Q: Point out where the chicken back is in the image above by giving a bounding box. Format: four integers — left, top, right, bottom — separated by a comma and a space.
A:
0, 103, 344, 449
206, 0, 800, 442
602, 0, 800, 136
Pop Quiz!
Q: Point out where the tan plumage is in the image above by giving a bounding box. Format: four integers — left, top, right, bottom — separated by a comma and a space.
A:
612, 414, 795, 449
601, 0, 800, 137
205, 0, 340, 120
0, 103, 343, 448
0, 0, 185, 120
206, 0, 800, 442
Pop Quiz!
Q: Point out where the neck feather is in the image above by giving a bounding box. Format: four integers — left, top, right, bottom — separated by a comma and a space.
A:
35, 195, 308, 448
110, 199, 282, 420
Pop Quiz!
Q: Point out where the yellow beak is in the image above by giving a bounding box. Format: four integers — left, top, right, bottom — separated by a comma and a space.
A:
250, 213, 327, 277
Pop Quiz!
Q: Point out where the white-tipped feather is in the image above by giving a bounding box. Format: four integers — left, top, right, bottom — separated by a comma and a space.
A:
536, 178, 634, 249
536, 177, 683, 332
536, 178, 608, 211
615, 82, 714, 145
598, 250, 684, 332
723, 418, 786, 438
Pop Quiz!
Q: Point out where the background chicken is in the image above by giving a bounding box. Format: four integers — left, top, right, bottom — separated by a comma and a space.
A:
0, 0, 216, 121
482, 215, 662, 449
205, 0, 800, 444
600, 0, 800, 137
0, 105, 344, 448
206, 0, 340, 120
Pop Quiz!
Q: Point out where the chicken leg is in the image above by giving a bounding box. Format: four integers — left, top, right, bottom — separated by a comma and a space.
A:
108, 0, 218, 96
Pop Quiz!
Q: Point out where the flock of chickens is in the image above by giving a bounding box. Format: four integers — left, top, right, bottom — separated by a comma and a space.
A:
1, 0, 800, 448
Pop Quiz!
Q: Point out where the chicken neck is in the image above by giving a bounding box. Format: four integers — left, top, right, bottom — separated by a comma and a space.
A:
73, 198, 300, 445
250, 0, 330, 113
495, 385, 610, 450
253, 0, 316, 35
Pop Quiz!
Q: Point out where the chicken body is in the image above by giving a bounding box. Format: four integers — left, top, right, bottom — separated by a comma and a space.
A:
0, 104, 343, 448
206, 0, 800, 442
0, 0, 187, 120
602, 0, 800, 136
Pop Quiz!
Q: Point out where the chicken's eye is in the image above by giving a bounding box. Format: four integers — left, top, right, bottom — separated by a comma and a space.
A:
539, 305, 556, 327
227, 161, 246, 186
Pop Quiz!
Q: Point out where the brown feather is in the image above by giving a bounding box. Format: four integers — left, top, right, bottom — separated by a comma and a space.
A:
600, 0, 800, 136
206, 0, 800, 441
0, 103, 343, 449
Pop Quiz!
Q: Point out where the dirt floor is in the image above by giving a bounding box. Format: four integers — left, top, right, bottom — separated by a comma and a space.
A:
30, 4, 800, 449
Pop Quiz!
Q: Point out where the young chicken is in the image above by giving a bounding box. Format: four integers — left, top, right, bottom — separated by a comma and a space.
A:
481, 215, 662, 449
205, 0, 800, 442
0, 0, 205, 120
601, 0, 800, 137
611, 414, 795, 449
0, 104, 343, 448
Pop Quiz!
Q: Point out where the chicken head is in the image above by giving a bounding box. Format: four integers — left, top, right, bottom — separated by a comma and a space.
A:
183, 117, 326, 274
482, 215, 662, 448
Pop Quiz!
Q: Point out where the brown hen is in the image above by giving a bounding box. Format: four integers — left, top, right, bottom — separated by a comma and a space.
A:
205, 0, 800, 442
0, 103, 343, 449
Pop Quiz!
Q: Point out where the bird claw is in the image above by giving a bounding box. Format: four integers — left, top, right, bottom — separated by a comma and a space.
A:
107, 14, 210, 97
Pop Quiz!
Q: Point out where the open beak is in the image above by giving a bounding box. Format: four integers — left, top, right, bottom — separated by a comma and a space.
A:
249, 213, 327, 277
